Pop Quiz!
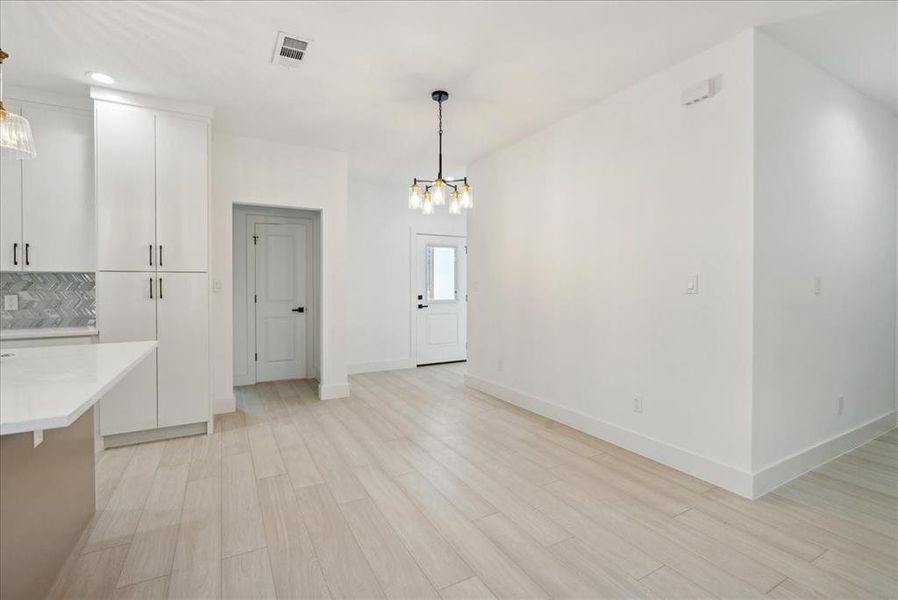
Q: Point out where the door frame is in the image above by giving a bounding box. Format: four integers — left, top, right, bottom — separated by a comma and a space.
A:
409, 231, 467, 367
235, 208, 320, 386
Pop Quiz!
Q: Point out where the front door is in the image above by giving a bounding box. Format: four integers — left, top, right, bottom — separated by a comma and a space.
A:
415, 234, 467, 366
255, 222, 308, 381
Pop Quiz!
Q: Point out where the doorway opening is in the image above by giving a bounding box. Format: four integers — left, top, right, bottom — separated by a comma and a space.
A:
233, 205, 321, 386
413, 233, 467, 366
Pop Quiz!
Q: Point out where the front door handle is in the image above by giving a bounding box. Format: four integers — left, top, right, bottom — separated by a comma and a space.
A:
417, 304, 429, 309
292, 306, 304, 313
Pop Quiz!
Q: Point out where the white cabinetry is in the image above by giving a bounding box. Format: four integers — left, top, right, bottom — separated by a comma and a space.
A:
93, 91, 211, 442
0, 101, 94, 272
97, 271, 209, 434
157, 272, 209, 427
155, 115, 209, 272
96, 272, 158, 435
96, 102, 156, 272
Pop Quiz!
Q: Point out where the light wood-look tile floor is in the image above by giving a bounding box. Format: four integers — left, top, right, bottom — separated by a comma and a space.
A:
49, 364, 898, 599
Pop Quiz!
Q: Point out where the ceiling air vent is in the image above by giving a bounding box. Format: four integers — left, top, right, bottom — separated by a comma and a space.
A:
272, 32, 309, 68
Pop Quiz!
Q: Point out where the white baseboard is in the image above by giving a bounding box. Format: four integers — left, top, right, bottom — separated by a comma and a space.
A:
465, 374, 754, 497
214, 395, 236, 415
751, 411, 896, 498
319, 381, 351, 400
233, 373, 254, 387
103, 421, 208, 449
348, 358, 415, 375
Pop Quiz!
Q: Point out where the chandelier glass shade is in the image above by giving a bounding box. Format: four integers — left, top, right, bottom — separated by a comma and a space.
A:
0, 49, 36, 159
408, 90, 471, 216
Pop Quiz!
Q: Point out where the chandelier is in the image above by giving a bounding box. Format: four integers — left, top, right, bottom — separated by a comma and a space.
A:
0, 49, 36, 158
408, 90, 472, 215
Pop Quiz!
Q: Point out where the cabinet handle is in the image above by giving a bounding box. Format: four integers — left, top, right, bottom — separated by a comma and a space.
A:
149, 244, 153, 266
12, 243, 17, 266
158, 245, 163, 267
158, 277, 163, 299
24, 243, 30, 266
149, 277, 154, 299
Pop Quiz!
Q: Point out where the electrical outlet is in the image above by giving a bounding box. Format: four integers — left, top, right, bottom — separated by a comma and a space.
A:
212, 279, 223, 293
814, 276, 822, 296
686, 275, 699, 295
3, 294, 18, 311
837, 396, 845, 416
632, 395, 644, 413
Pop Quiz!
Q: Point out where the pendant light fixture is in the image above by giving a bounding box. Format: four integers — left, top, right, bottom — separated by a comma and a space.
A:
0, 49, 36, 159
408, 90, 471, 215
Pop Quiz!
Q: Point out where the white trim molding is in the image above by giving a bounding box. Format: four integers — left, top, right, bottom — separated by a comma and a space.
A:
465, 373, 754, 497
214, 395, 236, 415
90, 87, 213, 118
751, 412, 896, 498
465, 373, 897, 499
319, 381, 351, 400
348, 358, 415, 375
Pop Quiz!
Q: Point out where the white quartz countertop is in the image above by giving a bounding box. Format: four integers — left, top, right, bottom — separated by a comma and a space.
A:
0, 341, 157, 435
0, 327, 100, 341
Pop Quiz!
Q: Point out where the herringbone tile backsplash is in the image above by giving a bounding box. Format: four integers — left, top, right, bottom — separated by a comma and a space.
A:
0, 272, 96, 329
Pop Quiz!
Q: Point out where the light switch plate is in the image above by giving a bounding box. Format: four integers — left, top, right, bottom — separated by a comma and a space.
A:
212, 279, 223, 293
686, 275, 699, 295
3, 294, 18, 310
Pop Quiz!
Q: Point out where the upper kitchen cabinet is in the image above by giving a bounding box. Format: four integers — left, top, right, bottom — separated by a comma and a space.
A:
95, 99, 209, 272
22, 104, 94, 271
0, 101, 94, 272
155, 114, 209, 272
96, 101, 156, 272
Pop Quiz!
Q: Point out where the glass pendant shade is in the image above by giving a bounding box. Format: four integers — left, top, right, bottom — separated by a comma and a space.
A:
422, 190, 435, 215
460, 183, 473, 209
449, 190, 461, 214
0, 49, 36, 159
408, 184, 422, 209
432, 179, 446, 206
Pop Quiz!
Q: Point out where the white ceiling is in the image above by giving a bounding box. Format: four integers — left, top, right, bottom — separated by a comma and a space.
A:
0, 1, 887, 184
761, 2, 897, 114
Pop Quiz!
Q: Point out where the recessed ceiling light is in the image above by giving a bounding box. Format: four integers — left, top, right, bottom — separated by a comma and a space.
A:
87, 72, 115, 85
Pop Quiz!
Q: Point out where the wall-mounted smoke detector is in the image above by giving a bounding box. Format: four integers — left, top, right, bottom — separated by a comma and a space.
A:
272, 32, 310, 68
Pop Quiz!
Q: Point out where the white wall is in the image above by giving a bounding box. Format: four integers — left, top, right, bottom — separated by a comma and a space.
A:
348, 178, 466, 373
752, 33, 897, 482
211, 132, 350, 402
466, 31, 757, 492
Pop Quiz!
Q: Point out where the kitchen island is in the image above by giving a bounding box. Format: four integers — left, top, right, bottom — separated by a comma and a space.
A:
0, 341, 157, 600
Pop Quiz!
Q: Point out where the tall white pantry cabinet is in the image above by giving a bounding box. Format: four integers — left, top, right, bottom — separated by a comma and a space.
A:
93, 91, 212, 442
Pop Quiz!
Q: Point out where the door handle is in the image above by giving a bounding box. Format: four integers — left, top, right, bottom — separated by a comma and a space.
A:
158, 245, 163, 267
149, 244, 153, 266
292, 306, 304, 313
24, 243, 30, 266
417, 304, 429, 309
12, 243, 17, 266
158, 277, 163, 299
149, 277, 154, 299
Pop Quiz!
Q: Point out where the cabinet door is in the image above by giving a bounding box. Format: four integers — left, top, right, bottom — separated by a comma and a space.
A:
155, 115, 208, 272
96, 101, 156, 272
96, 272, 158, 435
157, 272, 209, 428
0, 102, 23, 271
22, 104, 95, 272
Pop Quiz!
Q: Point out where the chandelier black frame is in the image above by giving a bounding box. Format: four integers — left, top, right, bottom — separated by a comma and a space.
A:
408, 90, 472, 215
